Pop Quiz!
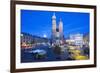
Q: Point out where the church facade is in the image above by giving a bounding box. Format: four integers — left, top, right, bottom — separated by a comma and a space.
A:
51, 13, 64, 46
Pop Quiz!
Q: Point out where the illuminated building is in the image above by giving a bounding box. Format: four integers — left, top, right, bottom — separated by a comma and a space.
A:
52, 13, 64, 46
69, 33, 83, 47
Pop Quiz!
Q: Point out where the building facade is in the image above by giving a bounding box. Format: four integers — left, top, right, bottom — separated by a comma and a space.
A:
51, 13, 64, 46
69, 34, 83, 47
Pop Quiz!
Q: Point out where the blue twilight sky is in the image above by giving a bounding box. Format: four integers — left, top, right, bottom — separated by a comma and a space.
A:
21, 9, 90, 38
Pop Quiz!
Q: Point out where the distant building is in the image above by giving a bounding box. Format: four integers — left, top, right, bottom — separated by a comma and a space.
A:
21, 33, 49, 44
51, 13, 64, 46
21, 33, 34, 44
83, 34, 89, 47
21, 33, 34, 49
69, 34, 83, 46
65, 33, 83, 48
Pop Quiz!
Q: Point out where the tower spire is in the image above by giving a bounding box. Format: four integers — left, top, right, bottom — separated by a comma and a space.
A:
52, 12, 56, 19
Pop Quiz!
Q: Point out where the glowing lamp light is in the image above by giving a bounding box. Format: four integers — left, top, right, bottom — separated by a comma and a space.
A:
43, 34, 47, 38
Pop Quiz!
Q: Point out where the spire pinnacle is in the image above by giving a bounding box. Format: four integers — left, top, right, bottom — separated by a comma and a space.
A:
52, 12, 56, 19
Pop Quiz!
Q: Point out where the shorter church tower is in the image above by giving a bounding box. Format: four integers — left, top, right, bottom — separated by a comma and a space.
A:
59, 18, 63, 39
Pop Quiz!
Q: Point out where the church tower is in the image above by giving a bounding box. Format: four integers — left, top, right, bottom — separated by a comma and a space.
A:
52, 13, 56, 36
59, 18, 63, 39
59, 18, 63, 34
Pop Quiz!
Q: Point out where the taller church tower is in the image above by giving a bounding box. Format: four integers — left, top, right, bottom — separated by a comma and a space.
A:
52, 13, 56, 36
